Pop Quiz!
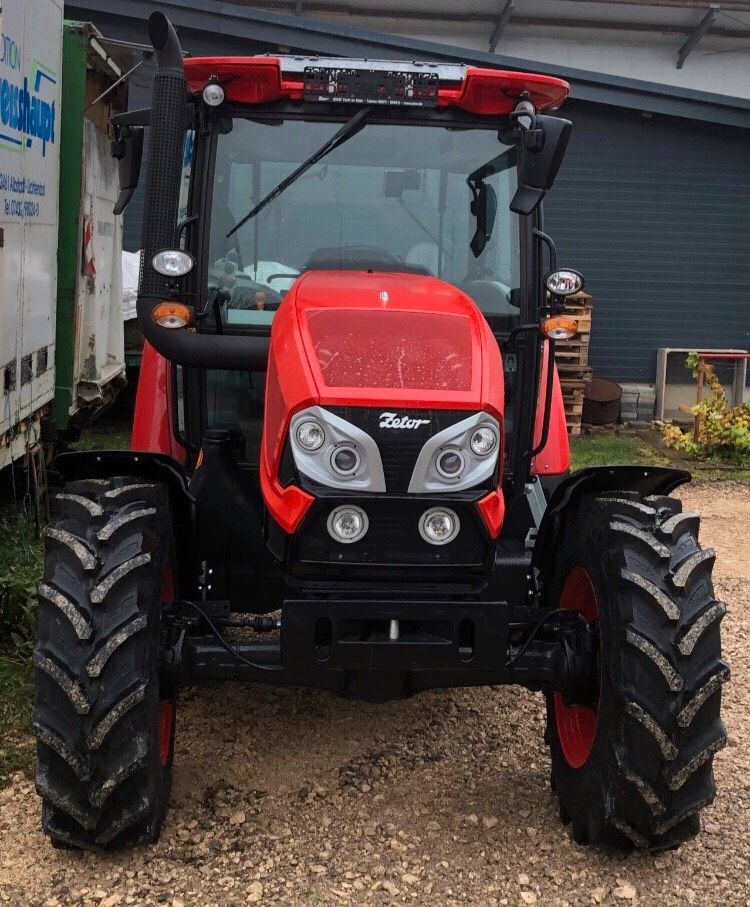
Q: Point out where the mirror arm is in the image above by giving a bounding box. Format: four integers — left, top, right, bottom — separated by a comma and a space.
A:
532, 227, 557, 275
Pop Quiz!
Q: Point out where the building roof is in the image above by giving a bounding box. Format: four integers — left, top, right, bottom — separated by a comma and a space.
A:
64, 0, 750, 126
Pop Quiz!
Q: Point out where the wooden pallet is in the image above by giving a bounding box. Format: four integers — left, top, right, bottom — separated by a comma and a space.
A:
554, 292, 594, 436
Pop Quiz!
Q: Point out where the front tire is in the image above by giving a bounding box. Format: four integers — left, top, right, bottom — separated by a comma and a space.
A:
33, 477, 176, 849
545, 493, 728, 850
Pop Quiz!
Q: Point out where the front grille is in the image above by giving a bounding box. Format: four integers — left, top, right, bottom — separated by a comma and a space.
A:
327, 407, 476, 493
293, 494, 490, 571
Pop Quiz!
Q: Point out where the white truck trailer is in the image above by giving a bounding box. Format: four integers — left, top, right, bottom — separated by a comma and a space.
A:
0, 0, 63, 471
0, 1, 128, 473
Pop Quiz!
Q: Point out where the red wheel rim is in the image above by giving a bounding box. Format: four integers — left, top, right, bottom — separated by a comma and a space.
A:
159, 560, 175, 767
553, 565, 599, 769
158, 700, 174, 766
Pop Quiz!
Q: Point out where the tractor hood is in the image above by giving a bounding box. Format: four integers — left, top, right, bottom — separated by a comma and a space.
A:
260, 270, 504, 533
281, 270, 503, 411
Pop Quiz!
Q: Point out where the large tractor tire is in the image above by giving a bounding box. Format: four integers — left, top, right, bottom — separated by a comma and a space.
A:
545, 492, 728, 851
33, 477, 177, 850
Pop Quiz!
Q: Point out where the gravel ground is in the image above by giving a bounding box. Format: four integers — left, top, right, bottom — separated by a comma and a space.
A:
1, 482, 748, 907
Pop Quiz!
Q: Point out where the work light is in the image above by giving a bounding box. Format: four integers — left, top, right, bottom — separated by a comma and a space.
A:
152, 249, 194, 278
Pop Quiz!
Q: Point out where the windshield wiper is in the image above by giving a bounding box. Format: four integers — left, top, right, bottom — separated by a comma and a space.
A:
227, 106, 372, 238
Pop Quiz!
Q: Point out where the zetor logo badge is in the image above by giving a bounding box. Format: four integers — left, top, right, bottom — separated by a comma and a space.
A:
379, 412, 430, 430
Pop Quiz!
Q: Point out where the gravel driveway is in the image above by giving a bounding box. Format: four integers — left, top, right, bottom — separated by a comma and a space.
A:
1, 482, 748, 907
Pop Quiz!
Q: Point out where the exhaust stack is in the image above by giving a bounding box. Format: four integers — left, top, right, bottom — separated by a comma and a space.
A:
138, 12, 188, 299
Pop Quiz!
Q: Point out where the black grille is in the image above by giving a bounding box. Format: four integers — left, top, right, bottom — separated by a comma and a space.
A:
294, 495, 490, 571
327, 407, 474, 493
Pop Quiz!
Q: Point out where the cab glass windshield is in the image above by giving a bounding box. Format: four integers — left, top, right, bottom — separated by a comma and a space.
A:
207, 117, 520, 331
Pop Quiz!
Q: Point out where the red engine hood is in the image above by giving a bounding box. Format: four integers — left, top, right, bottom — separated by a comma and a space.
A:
260, 270, 505, 533
282, 270, 503, 411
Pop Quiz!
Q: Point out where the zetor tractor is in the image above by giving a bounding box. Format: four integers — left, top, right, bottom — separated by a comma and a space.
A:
33, 12, 727, 851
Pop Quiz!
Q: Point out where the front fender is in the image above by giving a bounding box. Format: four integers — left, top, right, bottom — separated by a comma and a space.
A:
532, 464, 691, 578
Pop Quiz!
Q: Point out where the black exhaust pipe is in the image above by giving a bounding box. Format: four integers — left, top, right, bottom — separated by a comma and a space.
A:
136, 13, 270, 370
139, 12, 188, 299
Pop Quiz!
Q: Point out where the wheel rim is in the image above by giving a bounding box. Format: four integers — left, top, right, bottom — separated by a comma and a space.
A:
158, 700, 174, 766
159, 560, 176, 767
553, 565, 599, 769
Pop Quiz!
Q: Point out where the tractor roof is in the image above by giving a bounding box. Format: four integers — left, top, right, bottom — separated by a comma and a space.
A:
184, 56, 569, 117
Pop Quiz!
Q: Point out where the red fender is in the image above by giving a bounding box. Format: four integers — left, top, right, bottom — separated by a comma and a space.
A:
531, 342, 570, 476
131, 342, 186, 463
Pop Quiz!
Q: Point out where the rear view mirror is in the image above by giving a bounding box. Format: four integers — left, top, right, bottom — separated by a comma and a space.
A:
470, 183, 498, 257
112, 126, 144, 215
511, 115, 572, 215
384, 169, 421, 198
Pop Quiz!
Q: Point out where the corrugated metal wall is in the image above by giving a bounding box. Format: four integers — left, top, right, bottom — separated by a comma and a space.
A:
545, 100, 750, 384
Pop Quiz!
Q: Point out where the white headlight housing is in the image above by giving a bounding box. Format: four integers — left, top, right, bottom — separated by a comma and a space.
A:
289, 406, 386, 493
408, 412, 500, 494
152, 249, 194, 278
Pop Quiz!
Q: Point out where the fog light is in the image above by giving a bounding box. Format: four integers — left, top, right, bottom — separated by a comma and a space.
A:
436, 449, 465, 479
203, 83, 225, 106
470, 425, 498, 457
327, 506, 369, 544
331, 444, 360, 476
152, 249, 194, 278
296, 420, 325, 451
151, 302, 192, 329
419, 507, 460, 545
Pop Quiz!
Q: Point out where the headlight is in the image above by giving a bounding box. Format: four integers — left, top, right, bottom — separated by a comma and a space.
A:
289, 406, 386, 493
296, 420, 325, 452
419, 508, 460, 545
470, 425, 498, 457
327, 506, 369, 544
436, 448, 465, 480
202, 83, 225, 106
408, 412, 500, 494
152, 249, 194, 278
331, 444, 360, 476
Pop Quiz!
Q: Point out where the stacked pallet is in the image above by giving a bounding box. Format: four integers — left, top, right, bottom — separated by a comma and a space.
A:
554, 292, 593, 436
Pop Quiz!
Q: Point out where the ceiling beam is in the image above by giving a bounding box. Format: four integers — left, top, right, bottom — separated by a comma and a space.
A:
489, 0, 513, 53
677, 4, 720, 67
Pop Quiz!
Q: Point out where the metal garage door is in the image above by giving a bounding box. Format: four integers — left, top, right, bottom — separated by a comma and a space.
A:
545, 100, 750, 384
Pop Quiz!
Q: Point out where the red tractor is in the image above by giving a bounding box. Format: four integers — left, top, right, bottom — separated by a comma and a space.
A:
33, 12, 727, 851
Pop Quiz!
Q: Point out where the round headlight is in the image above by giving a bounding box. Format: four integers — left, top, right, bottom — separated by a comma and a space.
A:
419, 508, 460, 546
202, 83, 225, 106
296, 420, 325, 452
470, 426, 498, 457
327, 506, 369, 544
152, 249, 194, 278
544, 269, 584, 297
436, 448, 465, 480
331, 444, 360, 476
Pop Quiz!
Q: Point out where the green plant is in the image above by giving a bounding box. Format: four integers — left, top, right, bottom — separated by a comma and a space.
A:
0, 514, 43, 658
661, 353, 750, 464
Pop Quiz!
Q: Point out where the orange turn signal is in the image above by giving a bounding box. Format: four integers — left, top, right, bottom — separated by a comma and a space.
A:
151, 302, 192, 329
541, 315, 578, 341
